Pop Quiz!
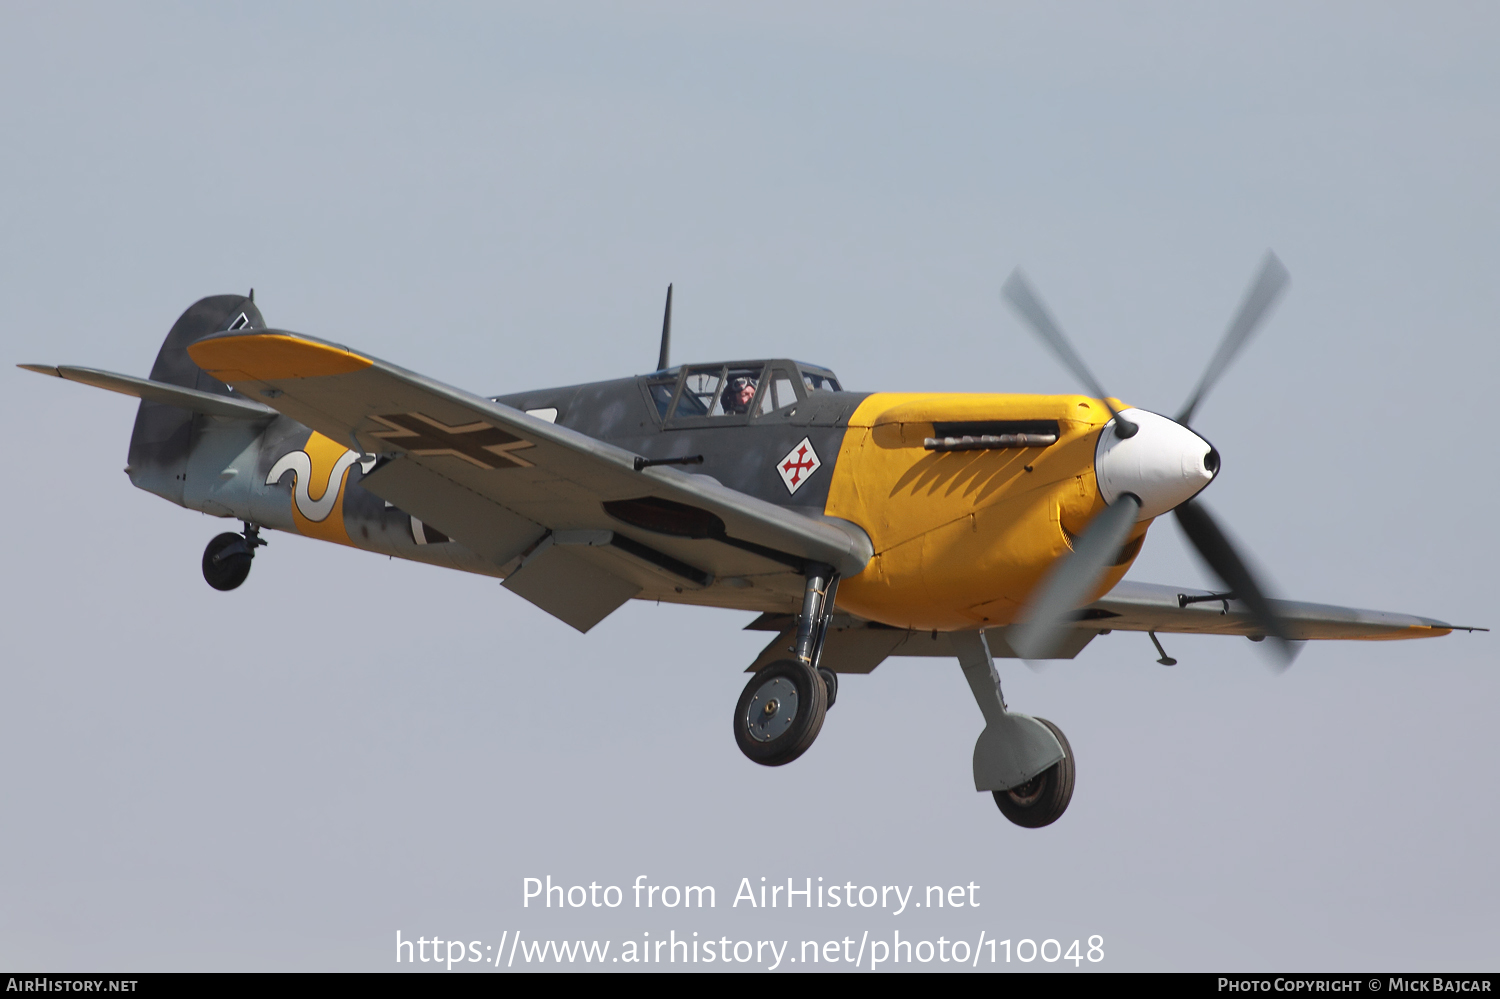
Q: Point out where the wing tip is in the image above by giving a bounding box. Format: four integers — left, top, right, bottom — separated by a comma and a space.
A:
187, 332, 372, 382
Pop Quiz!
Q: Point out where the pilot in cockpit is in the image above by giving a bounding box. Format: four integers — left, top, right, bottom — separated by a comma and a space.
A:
720, 375, 757, 415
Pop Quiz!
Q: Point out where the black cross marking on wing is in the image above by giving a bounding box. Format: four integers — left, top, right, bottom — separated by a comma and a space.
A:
367, 413, 535, 469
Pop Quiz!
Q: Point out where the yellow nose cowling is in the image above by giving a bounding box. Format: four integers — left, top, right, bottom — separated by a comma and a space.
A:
823, 392, 1151, 632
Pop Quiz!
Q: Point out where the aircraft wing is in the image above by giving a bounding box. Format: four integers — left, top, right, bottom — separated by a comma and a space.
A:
186, 330, 873, 631
741, 580, 1473, 675
1076, 580, 1472, 641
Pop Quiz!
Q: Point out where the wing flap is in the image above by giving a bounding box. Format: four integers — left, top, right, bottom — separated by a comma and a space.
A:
748, 623, 908, 674
359, 459, 546, 567
747, 619, 1098, 673
501, 535, 641, 633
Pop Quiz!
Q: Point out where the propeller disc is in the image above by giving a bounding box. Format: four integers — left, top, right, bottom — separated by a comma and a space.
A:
1002, 254, 1297, 664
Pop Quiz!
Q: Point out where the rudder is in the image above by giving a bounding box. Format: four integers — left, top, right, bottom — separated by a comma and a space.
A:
127, 294, 266, 505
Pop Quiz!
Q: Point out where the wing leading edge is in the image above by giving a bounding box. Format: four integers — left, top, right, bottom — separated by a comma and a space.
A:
1078, 581, 1475, 641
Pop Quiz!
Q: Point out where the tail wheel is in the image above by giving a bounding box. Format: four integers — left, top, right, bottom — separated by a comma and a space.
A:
733, 659, 827, 767
992, 717, 1075, 828
202, 533, 253, 591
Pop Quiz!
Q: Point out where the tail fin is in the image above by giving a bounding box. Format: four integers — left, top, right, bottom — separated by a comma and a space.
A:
128, 294, 266, 505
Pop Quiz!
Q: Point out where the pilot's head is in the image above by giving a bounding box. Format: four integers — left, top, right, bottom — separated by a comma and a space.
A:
721, 376, 756, 414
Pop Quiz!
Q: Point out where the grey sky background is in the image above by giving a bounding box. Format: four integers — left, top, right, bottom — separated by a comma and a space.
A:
2, 1, 1496, 972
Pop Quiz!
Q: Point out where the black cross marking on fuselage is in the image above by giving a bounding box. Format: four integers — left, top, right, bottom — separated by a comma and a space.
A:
367, 413, 535, 469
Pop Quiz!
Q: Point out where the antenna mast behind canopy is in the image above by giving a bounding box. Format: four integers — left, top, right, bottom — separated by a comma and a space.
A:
656, 284, 673, 371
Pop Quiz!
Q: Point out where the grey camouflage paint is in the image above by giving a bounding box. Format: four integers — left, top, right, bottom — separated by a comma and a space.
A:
492, 368, 867, 513
128, 297, 861, 586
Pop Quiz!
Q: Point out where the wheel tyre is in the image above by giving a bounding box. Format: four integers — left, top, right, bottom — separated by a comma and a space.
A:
817, 667, 838, 709
992, 717, 1075, 828
202, 533, 253, 591
733, 659, 827, 767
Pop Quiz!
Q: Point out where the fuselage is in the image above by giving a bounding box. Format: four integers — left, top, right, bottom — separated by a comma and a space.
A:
135, 347, 1167, 631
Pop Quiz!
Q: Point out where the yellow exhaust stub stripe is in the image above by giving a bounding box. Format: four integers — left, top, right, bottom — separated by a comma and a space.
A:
187, 333, 372, 382
852, 392, 1123, 429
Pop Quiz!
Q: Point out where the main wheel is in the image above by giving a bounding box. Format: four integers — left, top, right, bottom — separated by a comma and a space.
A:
202, 533, 253, 591
992, 717, 1075, 828
733, 659, 827, 766
817, 667, 838, 709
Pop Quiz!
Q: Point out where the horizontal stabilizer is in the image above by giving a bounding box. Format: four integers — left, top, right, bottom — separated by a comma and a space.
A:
20, 364, 275, 420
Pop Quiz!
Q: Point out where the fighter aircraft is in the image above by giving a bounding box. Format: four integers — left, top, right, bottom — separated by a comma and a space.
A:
22, 256, 1481, 828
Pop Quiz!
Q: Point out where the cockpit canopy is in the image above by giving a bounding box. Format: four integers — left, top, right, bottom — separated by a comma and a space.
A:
644, 360, 842, 424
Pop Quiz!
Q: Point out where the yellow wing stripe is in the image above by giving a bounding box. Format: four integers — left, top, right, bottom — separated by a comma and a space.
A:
188, 333, 373, 381
1358, 624, 1453, 640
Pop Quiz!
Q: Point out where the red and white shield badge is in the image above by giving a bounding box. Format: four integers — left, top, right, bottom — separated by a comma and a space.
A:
776, 437, 822, 495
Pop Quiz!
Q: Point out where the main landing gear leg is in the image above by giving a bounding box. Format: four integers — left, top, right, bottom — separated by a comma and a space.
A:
952, 630, 1075, 828
793, 567, 840, 710
732, 565, 839, 766
201, 522, 267, 592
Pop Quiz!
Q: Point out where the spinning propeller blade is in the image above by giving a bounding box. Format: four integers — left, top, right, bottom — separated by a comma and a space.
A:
1010, 494, 1142, 661
1002, 253, 1298, 667
1176, 252, 1289, 426
1002, 270, 1136, 437
1173, 499, 1297, 667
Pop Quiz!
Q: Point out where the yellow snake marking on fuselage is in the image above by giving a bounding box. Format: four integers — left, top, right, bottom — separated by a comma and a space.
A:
265, 432, 360, 546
